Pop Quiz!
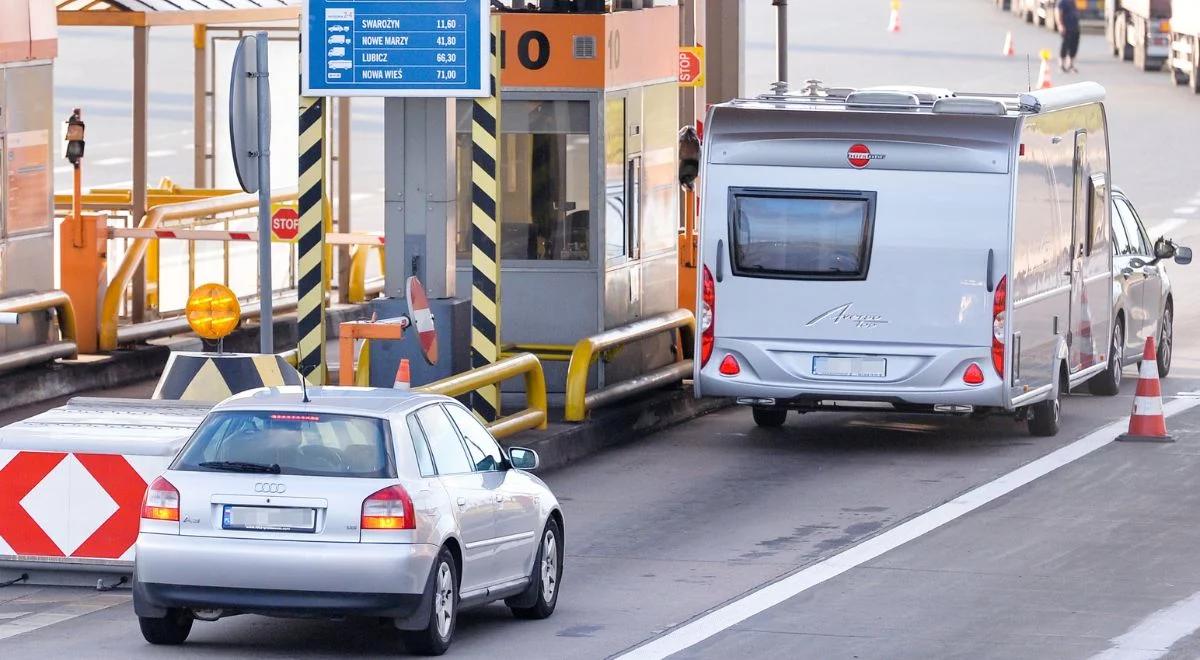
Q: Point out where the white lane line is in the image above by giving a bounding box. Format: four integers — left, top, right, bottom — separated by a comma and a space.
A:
617, 397, 1200, 660
146, 149, 176, 158
91, 157, 130, 167
0, 594, 128, 641
1173, 207, 1197, 215
1152, 219, 1187, 237
1090, 590, 1200, 660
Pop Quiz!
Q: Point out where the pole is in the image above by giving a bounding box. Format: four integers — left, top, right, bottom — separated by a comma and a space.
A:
470, 15, 502, 421
298, 95, 327, 384
254, 32, 273, 354
774, 0, 788, 86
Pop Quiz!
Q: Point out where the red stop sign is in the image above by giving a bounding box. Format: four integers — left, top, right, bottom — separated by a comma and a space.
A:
271, 207, 300, 241
678, 51, 702, 84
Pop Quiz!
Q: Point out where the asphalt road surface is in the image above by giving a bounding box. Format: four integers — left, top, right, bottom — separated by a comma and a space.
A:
11, 0, 1200, 658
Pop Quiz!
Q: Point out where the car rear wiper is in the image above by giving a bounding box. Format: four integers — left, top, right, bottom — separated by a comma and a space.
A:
198, 461, 281, 474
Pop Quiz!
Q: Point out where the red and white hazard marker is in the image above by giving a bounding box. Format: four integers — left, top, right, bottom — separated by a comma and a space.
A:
406, 276, 438, 366
1118, 337, 1172, 443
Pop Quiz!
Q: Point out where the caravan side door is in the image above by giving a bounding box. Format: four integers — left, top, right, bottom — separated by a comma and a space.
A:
1067, 130, 1089, 374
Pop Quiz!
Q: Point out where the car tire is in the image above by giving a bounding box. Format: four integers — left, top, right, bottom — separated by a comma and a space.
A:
752, 408, 787, 428
1158, 304, 1173, 378
508, 518, 563, 620
1088, 319, 1124, 396
1028, 375, 1062, 437
138, 609, 193, 645
402, 547, 457, 656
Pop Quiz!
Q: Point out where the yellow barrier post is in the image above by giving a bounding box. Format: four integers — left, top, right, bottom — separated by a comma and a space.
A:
564, 309, 696, 422
417, 353, 548, 439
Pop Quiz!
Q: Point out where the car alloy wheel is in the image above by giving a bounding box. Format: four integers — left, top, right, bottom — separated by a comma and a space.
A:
541, 530, 558, 603
435, 562, 454, 639
1159, 306, 1173, 377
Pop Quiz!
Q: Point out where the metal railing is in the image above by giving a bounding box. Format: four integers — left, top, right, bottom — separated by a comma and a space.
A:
417, 353, 549, 439
564, 309, 696, 422
0, 291, 79, 374
99, 189, 298, 351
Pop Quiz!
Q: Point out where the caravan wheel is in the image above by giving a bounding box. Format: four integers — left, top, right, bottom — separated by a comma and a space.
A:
1027, 378, 1062, 437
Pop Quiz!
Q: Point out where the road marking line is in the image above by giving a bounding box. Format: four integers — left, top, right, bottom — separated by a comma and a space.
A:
0, 612, 30, 620
92, 157, 130, 167
1152, 219, 1186, 236
1173, 207, 1197, 215
0, 594, 127, 641
1090, 590, 1200, 660
145, 149, 176, 158
617, 397, 1200, 660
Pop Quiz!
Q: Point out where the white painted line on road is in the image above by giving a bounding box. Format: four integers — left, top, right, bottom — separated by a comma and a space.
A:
145, 149, 176, 158
1173, 207, 1197, 215
53, 165, 73, 175
92, 157, 130, 167
617, 397, 1200, 660
1090, 589, 1200, 660
0, 594, 127, 641
1152, 219, 1186, 236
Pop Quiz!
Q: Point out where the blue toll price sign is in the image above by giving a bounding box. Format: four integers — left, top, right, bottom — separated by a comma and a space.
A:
301, 0, 489, 97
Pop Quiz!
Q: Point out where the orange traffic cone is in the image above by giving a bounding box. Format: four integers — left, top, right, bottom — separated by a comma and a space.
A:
394, 358, 411, 391
888, 0, 901, 33
1037, 49, 1053, 89
1117, 338, 1172, 443
1002, 31, 1015, 56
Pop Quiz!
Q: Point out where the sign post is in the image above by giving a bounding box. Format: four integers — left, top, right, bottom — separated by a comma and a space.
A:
229, 32, 274, 354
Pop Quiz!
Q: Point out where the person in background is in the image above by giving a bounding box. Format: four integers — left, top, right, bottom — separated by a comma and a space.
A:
1057, 0, 1081, 73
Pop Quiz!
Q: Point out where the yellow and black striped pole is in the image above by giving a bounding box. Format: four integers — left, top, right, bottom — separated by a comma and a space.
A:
297, 95, 327, 384
470, 16, 502, 421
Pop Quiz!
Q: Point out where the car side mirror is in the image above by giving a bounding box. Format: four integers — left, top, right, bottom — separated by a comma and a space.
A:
1175, 245, 1193, 265
1154, 237, 1177, 261
508, 447, 539, 471
1129, 257, 1146, 269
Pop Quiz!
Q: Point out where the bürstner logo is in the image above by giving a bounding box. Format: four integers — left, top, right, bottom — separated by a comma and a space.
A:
806, 303, 889, 329
847, 143, 885, 169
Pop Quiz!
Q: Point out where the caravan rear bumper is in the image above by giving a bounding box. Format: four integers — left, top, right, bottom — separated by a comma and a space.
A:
697, 339, 1007, 408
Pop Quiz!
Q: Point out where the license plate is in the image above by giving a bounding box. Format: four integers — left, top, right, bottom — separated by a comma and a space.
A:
222, 505, 316, 533
812, 356, 887, 378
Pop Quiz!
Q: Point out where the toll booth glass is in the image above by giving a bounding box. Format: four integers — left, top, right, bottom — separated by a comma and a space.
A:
456, 100, 592, 261
605, 97, 626, 260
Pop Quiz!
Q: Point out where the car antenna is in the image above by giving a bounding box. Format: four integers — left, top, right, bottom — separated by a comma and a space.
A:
299, 364, 311, 403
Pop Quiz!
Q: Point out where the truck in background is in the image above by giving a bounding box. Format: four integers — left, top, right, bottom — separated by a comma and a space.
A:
1168, 0, 1200, 92
1107, 0, 1172, 70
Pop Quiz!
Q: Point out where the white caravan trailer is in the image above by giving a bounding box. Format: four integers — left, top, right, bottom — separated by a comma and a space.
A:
694, 82, 1114, 437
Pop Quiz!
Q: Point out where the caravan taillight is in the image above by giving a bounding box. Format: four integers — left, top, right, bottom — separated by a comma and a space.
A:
992, 275, 1007, 377
701, 266, 715, 367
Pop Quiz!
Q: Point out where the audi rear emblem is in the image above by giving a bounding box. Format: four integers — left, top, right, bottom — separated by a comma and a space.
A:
255, 483, 286, 494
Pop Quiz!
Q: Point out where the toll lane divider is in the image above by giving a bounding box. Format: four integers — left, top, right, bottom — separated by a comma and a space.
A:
0, 398, 210, 582
564, 309, 696, 422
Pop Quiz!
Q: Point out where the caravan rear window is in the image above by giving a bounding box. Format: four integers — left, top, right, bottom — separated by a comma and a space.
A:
729, 189, 875, 280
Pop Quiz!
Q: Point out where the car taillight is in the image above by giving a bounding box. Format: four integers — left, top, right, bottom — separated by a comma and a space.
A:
701, 265, 715, 366
992, 275, 1007, 377
362, 485, 415, 530
142, 476, 179, 522
963, 363, 985, 386
719, 354, 740, 376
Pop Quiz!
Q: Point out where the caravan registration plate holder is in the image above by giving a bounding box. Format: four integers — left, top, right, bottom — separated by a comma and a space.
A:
812, 356, 887, 378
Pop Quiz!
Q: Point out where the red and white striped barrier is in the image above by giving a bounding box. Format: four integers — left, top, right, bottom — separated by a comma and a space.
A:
1118, 338, 1172, 443
107, 227, 386, 246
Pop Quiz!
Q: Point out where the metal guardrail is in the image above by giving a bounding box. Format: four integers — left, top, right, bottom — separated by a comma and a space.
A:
99, 189, 299, 351
417, 353, 549, 439
0, 291, 80, 373
564, 309, 696, 422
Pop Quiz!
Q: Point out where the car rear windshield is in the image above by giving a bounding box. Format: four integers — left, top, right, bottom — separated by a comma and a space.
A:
730, 189, 875, 280
173, 411, 396, 478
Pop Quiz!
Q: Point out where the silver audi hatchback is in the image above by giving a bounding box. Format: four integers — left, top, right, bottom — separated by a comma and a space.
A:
133, 386, 564, 656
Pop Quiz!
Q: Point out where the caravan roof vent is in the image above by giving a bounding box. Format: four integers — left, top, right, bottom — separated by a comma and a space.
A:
932, 97, 1008, 116
844, 90, 921, 108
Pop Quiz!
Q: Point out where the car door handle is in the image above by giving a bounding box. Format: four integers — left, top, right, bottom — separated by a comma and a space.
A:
457, 497, 467, 507
1121, 267, 1134, 279
494, 494, 504, 503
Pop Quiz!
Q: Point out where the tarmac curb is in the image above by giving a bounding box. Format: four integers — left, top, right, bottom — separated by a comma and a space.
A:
502, 387, 732, 471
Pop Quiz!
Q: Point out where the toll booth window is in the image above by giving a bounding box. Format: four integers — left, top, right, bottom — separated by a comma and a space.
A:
730, 190, 875, 280
605, 98, 627, 260
456, 100, 592, 261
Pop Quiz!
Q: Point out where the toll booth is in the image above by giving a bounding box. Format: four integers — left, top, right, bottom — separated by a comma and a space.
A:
0, 0, 58, 352
452, 5, 681, 393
